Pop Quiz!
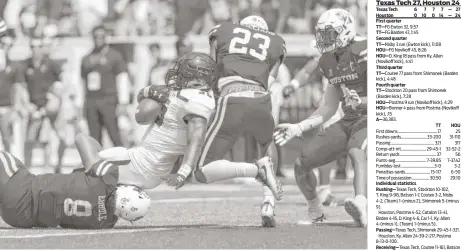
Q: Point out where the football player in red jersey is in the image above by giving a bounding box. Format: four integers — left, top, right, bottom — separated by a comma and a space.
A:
274, 9, 368, 227
0, 149, 150, 229
194, 16, 285, 227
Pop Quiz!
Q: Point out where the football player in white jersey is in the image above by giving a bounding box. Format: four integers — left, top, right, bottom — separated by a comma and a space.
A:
76, 52, 217, 190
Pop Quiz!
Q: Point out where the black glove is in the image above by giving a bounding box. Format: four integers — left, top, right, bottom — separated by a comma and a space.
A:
137, 85, 170, 103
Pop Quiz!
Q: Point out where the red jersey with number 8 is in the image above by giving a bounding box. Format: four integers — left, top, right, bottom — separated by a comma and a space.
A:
209, 22, 286, 90
29, 161, 119, 229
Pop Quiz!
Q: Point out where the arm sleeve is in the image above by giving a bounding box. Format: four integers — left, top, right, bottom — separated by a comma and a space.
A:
87, 160, 116, 177
208, 24, 222, 44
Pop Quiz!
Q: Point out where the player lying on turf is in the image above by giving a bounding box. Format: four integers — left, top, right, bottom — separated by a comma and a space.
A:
274, 9, 368, 227
193, 16, 285, 228
83, 52, 218, 191
0, 150, 150, 229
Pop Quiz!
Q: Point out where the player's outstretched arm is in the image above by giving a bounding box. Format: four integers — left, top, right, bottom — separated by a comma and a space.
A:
268, 59, 282, 86
75, 133, 103, 172
274, 84, 341, 146
166, 114, 207, 189
282, 57, 320, 98
298, 84, 341, 131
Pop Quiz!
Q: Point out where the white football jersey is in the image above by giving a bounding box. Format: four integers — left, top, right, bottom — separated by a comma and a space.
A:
122, 88, 216, 189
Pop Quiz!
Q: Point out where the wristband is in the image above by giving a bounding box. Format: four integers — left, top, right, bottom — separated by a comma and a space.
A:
291, 80, 300, 89
178, 164, 192, 177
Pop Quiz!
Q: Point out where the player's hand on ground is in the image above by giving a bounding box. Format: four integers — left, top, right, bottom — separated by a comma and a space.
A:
273, 123, 303, 146
166, 173, 187, 190
282, 85, 296, 98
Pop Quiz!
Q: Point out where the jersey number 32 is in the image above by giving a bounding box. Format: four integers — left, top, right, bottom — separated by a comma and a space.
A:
229, 28, 271, 61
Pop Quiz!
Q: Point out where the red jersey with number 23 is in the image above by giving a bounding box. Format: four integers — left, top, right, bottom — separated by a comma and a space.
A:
209, 22, 286, 91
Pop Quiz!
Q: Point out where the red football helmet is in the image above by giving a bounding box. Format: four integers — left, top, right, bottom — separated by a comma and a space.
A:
165, 52, 216, 90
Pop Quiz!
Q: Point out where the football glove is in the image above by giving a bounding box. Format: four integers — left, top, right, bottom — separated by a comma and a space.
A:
282, 84, 296, 98
341, 85, 361, 110
273, 123, 303, 146
166, 173, 187, 190
137, 85, 169, 104
166, 164, 192, 190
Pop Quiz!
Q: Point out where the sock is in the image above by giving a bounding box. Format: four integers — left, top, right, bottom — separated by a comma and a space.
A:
307, 197, 321, 207
307, 197, 323, 214
317, 184, 331, 192
355, 195, 367, 207
262, 185, 275, 205
200, 160, 258, 183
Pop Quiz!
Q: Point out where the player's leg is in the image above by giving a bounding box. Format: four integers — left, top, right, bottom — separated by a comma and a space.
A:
195, 96, 244, 182
75, 133, 103, 171
243, 132, 258, 163
245, 93, 282, 227
85, 100, 103, 144
344, 117, 367, 227
0, 151, 35, 228
295, 122, 348, 224
269, 83, 283, 177
314, 126, 338, 207
24, 115, 44, 168
101, 99, 123, 147
0, 108, 13, 152
335, 151, 348, 180
49, 113, 67, 173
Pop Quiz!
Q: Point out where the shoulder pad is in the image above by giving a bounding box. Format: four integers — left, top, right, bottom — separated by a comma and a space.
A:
350, 39, 367, 55
178, 89, 216, 121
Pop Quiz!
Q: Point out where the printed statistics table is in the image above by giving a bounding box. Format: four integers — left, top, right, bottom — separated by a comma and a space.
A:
370, 1, 461, 249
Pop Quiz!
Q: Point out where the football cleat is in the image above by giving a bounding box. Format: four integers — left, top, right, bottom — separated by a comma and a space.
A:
296, 212, 326, 225
261, 200, 276, 228
255, 157, 283, 201
317, 188, 338, 207
344, 198, 367, 227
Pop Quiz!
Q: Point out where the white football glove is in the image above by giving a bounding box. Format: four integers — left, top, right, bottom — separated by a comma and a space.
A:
341, 85, 361, 110
273, 123, 303, 146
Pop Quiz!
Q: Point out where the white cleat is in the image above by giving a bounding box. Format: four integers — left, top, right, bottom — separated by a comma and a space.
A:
261, 201, 276, 228
296, 211, 326, 225
344, 198, 367, 227
317, 189, 338, 207
255, 157, 283, 201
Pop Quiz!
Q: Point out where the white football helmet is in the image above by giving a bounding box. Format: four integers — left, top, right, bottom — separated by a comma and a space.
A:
240, 15, 268, 30
315, 9, 356, 53
114, 185, 151, 222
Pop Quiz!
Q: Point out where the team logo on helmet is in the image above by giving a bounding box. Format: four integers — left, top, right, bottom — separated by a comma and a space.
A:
165, 52, 216, 90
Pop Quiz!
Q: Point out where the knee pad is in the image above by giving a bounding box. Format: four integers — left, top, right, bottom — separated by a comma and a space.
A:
194, 169, 208, 183
99, 147, 131, 165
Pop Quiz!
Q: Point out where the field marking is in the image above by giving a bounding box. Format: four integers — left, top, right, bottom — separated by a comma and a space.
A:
0, 227, 173, 239
151, 195, 307, 204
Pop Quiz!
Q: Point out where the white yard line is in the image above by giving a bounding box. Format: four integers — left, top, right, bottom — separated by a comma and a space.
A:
151, 195, 306, 203
0, 228, 172, 239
